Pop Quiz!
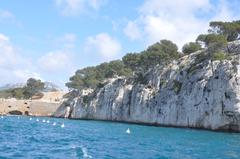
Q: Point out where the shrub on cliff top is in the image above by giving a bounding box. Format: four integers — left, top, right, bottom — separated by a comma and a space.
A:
196, 33, 228, 47
123, 40, 179, 72
141, 40, 179, 69
122, 53, 141, 71
209, 20, 240, 41
67, 39, 180, 90
182, 42, 202, 54
66, 60, 132, 90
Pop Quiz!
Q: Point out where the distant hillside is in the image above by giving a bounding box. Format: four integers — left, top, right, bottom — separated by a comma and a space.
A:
0, 83, 25, 91
0, 82, 61, 92
43, 82, 62, 92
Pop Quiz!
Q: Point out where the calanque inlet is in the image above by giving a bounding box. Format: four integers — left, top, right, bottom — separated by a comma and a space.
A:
1, 20, 240, 133
2, 2, 240, 158
54, 40, 240, 132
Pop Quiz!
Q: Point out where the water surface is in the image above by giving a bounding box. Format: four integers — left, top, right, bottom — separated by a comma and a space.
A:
0, 116, 239, 159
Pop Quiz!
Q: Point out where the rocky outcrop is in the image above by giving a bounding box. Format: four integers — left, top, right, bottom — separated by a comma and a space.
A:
54, 41, 240, 132
0, 91, 64, 116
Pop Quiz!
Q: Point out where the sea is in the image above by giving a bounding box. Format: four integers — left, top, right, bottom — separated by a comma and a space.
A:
0, 116, 239, 159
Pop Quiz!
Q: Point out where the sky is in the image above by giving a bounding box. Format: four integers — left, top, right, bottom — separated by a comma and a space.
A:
0, 0, 240, 88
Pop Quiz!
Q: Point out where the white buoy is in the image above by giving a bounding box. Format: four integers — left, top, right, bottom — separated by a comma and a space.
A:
42, 119, 46, 123
61, 123, 65, 128
126, 128, 131, 134
36, 118, 39, 122
46, 120, 50, 123
53, 122, 56, 126
29, 118, 32, 121
1, 116, 3, 119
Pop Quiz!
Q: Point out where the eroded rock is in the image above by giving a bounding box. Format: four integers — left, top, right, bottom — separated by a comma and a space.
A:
54, 42, 240, 132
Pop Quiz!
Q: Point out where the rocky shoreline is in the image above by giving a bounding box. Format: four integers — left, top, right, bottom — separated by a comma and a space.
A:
54, 41, 240, 132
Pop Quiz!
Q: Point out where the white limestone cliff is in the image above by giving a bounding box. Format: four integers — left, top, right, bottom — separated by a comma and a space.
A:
54, 41, 240, 132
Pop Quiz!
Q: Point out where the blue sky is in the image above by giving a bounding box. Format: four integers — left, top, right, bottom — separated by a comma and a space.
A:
0, 0, 239, 88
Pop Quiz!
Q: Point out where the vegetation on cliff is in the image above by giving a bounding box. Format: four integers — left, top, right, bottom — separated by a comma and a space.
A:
66, 20, 240, 91
182, 42, 202, 54
67, 40, 180, 90
208, 21, 240, 41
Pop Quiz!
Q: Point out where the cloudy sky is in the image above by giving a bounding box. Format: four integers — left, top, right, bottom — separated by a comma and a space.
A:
0, 0, 239, 88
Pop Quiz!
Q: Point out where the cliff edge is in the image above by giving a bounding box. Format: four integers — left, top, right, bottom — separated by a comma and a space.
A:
54, 41, 240, 132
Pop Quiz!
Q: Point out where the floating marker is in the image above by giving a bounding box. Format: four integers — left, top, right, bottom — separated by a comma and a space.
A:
53, 122, 56, 126
29, 118, 32, 121
36, 118, 39, 122
42, 119, 46, 123
61, 123, 65, 128
126, 128, 131, 134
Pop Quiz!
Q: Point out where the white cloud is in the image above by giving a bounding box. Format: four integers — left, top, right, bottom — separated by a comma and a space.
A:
0, 68, 39, 85
0, 33, 76, 87
13, 70, 42, 81
124, 0, 239, 48
0, 33, 41, 85
0, 9, 21, 26
55, 0, 106, 16
139, 0, 211, 16
0, 10, 14, 19
85, 33, 122, 60
0, 33, 10, 41
124, 21, 141, 41
38, 51, 73, 72
211, 0, 240, 21
0, 33, 9, 41
0, 33, 24, 69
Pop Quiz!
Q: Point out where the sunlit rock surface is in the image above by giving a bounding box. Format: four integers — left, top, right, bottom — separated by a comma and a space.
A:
54, 41, 240, 132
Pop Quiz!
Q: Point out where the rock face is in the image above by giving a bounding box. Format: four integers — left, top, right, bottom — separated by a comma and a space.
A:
54, 41, 240, 132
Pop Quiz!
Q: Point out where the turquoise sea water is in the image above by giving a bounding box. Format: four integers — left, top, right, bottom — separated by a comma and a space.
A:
0, 116, 240, 159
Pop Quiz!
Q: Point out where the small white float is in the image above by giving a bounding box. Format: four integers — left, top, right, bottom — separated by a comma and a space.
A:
61, 123, 65, 128
126, 128, 131, 134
